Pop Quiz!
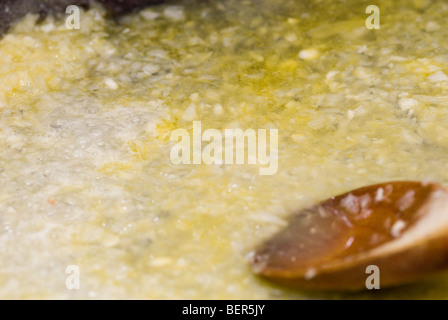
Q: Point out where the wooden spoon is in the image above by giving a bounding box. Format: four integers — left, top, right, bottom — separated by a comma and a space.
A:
252, 181, 448, 290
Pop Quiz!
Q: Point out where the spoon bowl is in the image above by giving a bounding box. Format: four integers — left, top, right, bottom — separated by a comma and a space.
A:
252, 181, 448, 290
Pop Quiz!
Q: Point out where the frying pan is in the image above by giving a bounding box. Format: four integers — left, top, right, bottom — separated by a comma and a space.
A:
0, 0, 172, 35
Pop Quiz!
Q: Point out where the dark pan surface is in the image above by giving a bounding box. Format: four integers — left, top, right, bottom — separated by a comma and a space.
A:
0, 0, 169, 35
